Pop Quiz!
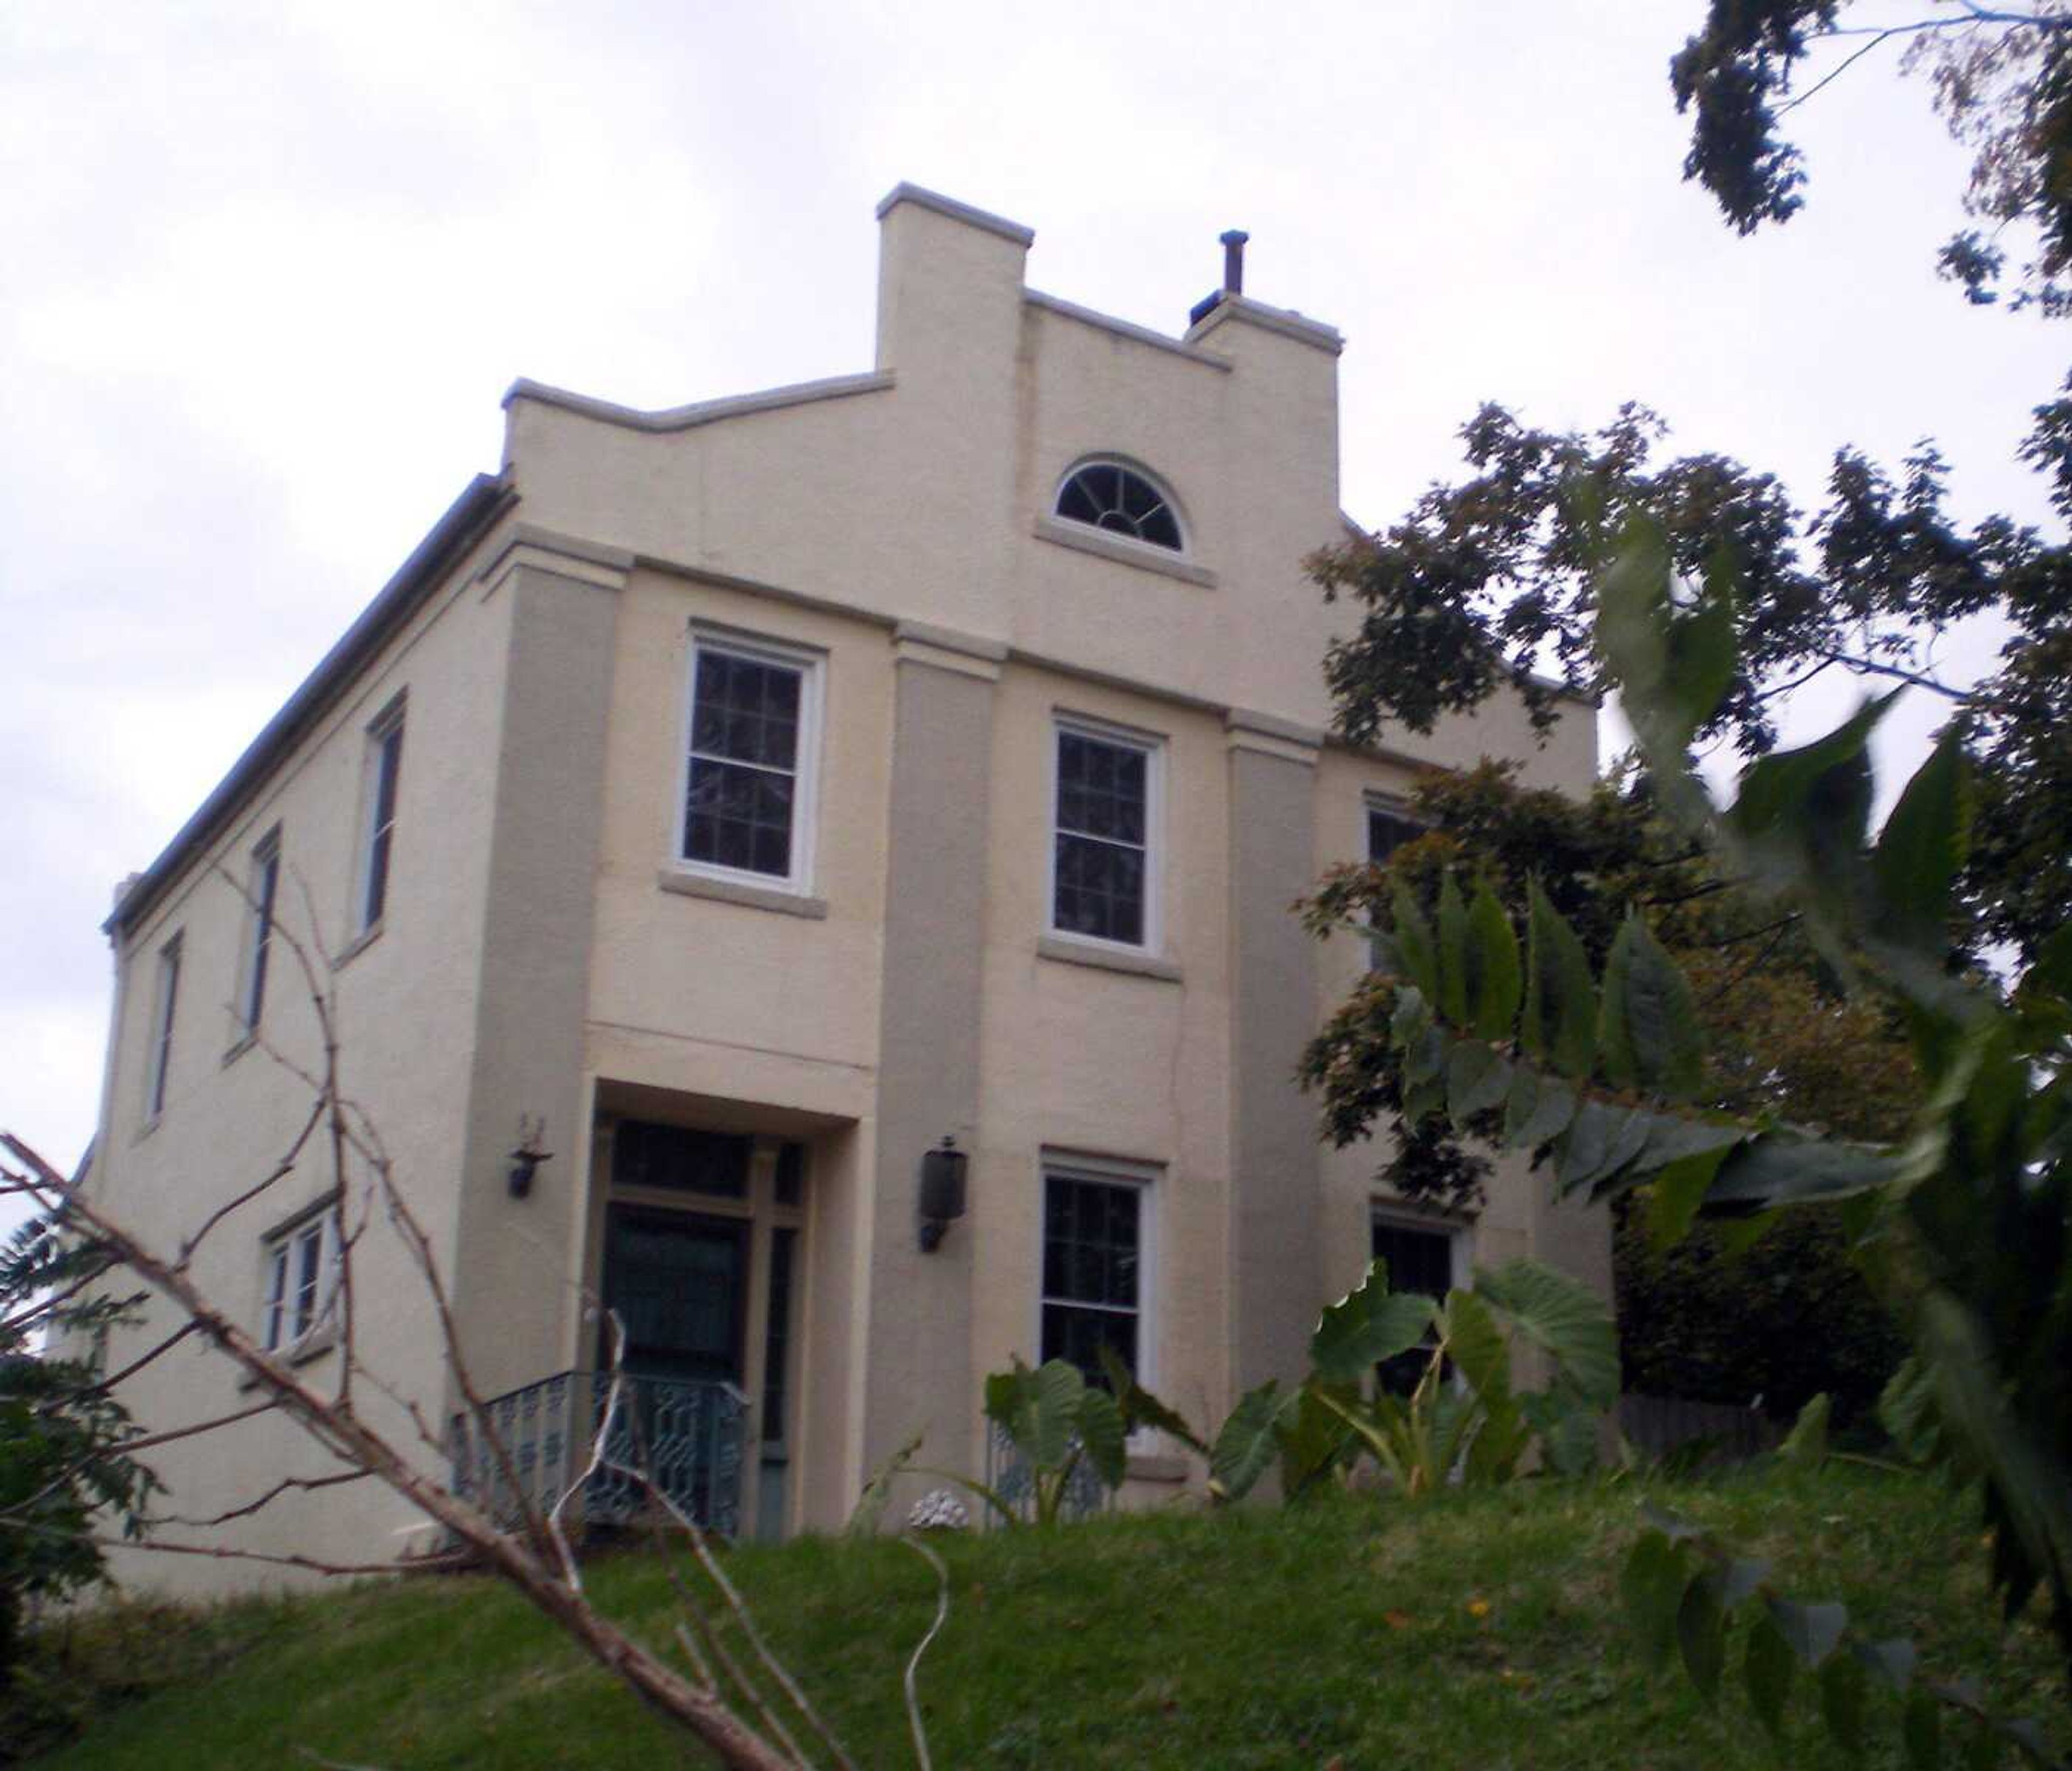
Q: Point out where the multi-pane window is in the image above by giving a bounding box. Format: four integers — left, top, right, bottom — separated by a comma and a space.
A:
1041, 1171, 1144, 1386
1052, 725, 1155, 949
359, 704, 405, 933
681, 639, 815, 886
1367, 799, 1422, 866
1054, 462, 1184, 552
262, 1209, 341, 1353
144, 935, 182, 1123
1371, 1217, 1457, 1396
238, 830, 281, 1034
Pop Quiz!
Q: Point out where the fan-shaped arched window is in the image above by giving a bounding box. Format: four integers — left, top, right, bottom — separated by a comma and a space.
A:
1054, 461, 1184, 553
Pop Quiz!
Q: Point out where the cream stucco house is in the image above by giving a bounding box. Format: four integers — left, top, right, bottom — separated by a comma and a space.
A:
84, 185, 1604, 1589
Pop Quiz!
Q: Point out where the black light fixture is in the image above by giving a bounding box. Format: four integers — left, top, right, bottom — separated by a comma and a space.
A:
508, 1115, 553, 1198
918, 1135, 967, 1252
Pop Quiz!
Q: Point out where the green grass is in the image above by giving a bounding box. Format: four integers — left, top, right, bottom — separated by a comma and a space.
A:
16, 1465, 2069, 1769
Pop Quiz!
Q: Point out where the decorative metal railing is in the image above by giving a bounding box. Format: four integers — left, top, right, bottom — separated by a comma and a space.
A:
979, 1420, 1114, 1528
450, 1371, 749, 1539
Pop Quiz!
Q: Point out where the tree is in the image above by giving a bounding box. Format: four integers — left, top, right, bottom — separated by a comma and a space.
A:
0, 1210, 158, 1687
1353, 525, 2071, 1751
1668, 1, 2072, 314
1299, 762, 1912, 1421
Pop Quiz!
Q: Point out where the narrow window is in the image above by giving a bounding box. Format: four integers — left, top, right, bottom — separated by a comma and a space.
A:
1041, 1169, 1145, 1386
761, 1225, 798, 1446
1052, 724, 1157, 949
262, 1209, 341, 1352
144, 935, 182, 1123
1054, 462, 1184, 552
680, 637, 817, 888
238, 830, 281, 1034
358, 704, 405, 934
1367, 798, 1422, 866
1369, 1216, 1458, 1396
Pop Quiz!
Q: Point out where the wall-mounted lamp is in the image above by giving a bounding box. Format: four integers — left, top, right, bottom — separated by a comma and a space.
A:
918, 1135, 967, 1252
508, 1115, 553, 1198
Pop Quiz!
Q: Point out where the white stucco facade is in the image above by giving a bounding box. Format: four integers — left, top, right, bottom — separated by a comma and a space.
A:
83, 185, 1603, 1591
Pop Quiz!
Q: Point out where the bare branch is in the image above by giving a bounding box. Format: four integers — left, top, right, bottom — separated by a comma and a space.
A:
43, 1320, 200, 1407
152, 1468, 376, 1531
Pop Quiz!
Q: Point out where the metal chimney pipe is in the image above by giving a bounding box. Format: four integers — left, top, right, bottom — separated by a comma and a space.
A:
1219, 229, 1249, 295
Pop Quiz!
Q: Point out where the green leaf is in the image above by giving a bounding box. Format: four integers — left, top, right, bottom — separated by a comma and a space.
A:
1274, 1384, 1353, 1502
1446, 1040, 1512, 1120
1442, 1287, 1510, 1409
1466, 878, 1523, 1039
1704, 1136, 1900, 1211
1768, 1597, 1848, 1668
1744, 1611, 1797, 1740
1392, 986, 1442, 1086
1310, 1261, 1440, 1386
1678, 1571, 1727, 1700
1819, 1650, 1870, 1757
1208, 1381, 1286, 1502
1622, 1531, 1689, 1667
1096, 1346, 1208, 1456
1390, 883, 1439, 1001
1027, 1359, 1085, 1470
1436, 873, 1470, 1027
1504, 1066, 1577, 1146
1073, 1386, 1127, 1488
1668, 548, 1741, 744
1598, 914, 1703, 1099
1872, 727, 1972, 956
1648, 1142, 1735, 1250
1778, 1392, 1830, 1470
1554, 1101, 1652, 1200
1728, 691, 1900, 902
1904, 1688, 1942, 1770
1963, 1717, 2001, 1770
1475, 1258, 1620, 1407
1523, 878, 1598, 1079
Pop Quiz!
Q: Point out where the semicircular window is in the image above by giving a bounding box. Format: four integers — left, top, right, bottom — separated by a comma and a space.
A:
1054, 462, 1183, 552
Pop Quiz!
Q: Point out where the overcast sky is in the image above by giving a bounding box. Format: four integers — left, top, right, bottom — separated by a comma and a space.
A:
3, 2, 2063, 1227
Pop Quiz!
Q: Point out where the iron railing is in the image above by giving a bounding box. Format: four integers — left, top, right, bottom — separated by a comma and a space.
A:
979, 1420, 1114, 1528
450, 1371, 749, 1539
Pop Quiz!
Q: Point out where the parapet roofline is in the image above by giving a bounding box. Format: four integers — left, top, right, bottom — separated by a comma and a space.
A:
502, 370, 896, 433
874, 181, 1034, 247
105, 474, 517, 939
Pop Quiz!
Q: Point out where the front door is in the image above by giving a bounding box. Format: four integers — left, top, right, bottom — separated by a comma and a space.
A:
595, 1205, 751, 1530
600, 1205, 749, 1385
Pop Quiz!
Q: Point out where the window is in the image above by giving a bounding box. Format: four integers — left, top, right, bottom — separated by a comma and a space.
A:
144, 935, 182, 1123
678, 635, 820, 890
262, 1207, 342, 1353
1040, 1166, 1150, 1387
237, 829, 281, 1035
358, 702, 405, 934
1367, 796, 1422, 866
1051, 721, 1159, 950
1370, 1215, 1461, 1396
1054, 461, 1183, 552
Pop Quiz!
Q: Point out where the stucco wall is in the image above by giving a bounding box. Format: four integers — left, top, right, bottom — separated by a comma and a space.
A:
90, 517, 519, 1594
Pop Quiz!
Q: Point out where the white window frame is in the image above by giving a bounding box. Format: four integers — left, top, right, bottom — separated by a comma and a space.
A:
355, 696, 406, 937
235, 827, 282, 1038
261, 1203, 343, 1355
142, 933, 182, 1126
1051, 456, 1191, 556
1034, 1152, 1160, 1397
671, 626, 824, 897
1046, 714, 1165, 956
1364, 790, 1424, 865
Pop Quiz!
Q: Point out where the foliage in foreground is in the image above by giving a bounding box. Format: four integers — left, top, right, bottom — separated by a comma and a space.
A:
15, 1467, 2067, 1770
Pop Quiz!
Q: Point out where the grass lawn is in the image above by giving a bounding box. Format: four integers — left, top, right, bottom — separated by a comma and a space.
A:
13, 1464, 2068, 1768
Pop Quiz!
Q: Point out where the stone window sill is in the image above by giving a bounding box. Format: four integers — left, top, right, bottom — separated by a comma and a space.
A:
336, 921, 385, 969
1037, 935, 1182, 983
238, 1327, 337, 1391
1032, 516, 1217, 588
1126, 1452, 1191, 1485
658, 868, 828, 920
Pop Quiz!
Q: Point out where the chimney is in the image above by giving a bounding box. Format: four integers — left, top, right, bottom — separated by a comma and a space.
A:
1188, 227, 1250, 328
